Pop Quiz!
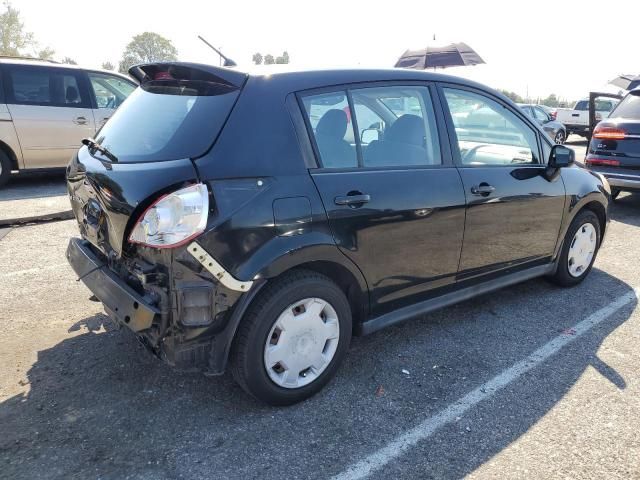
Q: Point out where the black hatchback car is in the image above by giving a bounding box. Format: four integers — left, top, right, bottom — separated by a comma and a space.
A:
586, 87, 640, 199
66, 63, 609, 405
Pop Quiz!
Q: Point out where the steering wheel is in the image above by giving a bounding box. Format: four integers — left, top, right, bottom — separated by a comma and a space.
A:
462, 144, 487, 164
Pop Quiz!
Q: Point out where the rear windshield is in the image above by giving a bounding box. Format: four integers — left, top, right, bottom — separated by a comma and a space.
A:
610, 92, 640, 119
95, 80, 240, 162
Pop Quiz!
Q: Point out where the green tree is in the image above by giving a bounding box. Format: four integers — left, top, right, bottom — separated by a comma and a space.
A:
275, 51, 290, 64
61, 56, 77, 65
498, 89, 524, 103
540, 94, 560, 108
252, 52, 263, 65
101, 61, 115, 71
0, 1, 54, 58
118, 32, 178, 74
264, 54, 275, 65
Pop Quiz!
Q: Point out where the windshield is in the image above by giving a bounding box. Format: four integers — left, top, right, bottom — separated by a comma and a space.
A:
610, 92, 640, 120
95, 80, 240, 163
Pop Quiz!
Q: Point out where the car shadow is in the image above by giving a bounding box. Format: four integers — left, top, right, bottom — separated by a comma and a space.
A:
0, 171, 67, 201
0, 269, 635, 479
565, 135, 588, 146
610, 192, 640, 227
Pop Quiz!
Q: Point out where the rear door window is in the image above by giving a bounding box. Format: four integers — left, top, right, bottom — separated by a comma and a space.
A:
6, 66, 89, 108
95, 79, 240, 162
300, 91, 358, 169
88, 73, 136, 109
301, 85, 441, 169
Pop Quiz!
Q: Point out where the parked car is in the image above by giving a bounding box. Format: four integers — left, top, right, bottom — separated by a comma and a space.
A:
518, 103, 567, 144
537, 104, 557, 121
556, 98, 619, 138
585, 87, 640, 199
66, 62, 609, 405
0, 57, 137, 186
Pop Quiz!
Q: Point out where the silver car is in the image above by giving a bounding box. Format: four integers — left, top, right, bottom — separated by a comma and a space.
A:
0, 57, 136, 186
518, 103, 567, 144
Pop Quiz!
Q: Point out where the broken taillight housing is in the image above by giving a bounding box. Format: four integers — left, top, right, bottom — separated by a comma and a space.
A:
129, 184, 209, 248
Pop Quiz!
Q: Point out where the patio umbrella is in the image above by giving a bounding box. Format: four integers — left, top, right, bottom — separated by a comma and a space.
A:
609, 74, 640, 91
395, 42, 485, 69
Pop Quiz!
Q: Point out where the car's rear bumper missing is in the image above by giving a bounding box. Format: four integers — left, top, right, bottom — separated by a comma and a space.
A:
66, 237, 160, 332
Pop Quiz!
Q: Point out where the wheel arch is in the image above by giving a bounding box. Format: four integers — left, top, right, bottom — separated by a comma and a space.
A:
208, 247, 370, 376
0, 140, 19, 170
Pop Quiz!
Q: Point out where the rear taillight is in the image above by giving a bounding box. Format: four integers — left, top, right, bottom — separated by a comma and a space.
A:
593, 125, 626, 140
129, 184, 209, 248
585, 157, 621, 167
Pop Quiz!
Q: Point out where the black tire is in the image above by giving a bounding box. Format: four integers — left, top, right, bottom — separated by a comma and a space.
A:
230, 269, 352, 406
611, 188, 621, 200
0, 150, 11, 187
548, 210, 600, 287
554, 130, 566, 145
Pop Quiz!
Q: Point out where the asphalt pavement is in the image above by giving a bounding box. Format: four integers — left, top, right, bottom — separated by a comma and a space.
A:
0, 180, 639, 480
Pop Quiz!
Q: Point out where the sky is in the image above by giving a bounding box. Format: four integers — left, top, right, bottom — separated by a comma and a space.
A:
13, 0, 640, 101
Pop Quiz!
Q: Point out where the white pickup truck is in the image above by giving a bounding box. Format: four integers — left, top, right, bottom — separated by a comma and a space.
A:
556, 98, 619, 137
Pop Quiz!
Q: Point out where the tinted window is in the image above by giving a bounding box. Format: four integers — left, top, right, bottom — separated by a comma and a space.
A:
610, 92, 640, 119
89, 73, 135, 109
301, 91, 357, 168
351, 86, 441, 167
444, 88, 539, 166
9, 67, 86, 107
575, 99, 617, 112
95, 80, 239, 163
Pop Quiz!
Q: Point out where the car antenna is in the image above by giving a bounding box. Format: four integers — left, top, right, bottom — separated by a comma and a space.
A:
197, 35, 237, 67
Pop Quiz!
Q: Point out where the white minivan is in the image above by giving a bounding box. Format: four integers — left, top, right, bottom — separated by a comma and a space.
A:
0, 57, 136, 186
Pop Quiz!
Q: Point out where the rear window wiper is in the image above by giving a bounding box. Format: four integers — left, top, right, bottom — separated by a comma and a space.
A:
82, 138, 119, 163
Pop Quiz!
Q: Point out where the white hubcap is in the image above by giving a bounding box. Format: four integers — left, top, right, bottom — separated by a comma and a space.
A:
568, 223, 596, 277
264, 298, 340, 389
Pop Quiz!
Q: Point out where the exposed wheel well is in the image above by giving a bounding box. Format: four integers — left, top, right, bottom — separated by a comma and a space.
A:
282, 261, 368, 330
581, 201, 606, 238
0, 141, 19, 170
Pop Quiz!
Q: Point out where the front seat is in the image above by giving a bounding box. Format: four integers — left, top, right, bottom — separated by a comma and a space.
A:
66, 86, 80, 104
365, 114, 428, 167
314, 109, 356, 168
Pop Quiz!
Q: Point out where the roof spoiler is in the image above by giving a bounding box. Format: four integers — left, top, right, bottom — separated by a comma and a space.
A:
128, 62, 248, 89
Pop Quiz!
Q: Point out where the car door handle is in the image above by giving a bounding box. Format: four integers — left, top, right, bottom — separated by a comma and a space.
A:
73, 116, 88, 125
470, 184, 495, 196
334, 194, 371, 206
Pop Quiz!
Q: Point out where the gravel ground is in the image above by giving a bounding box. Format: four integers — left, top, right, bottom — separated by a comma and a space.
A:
0, 186, 639, 480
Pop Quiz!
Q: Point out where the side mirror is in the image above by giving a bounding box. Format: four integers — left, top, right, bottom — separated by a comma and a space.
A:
361, 128, 380, 144
549, 144, 575, 168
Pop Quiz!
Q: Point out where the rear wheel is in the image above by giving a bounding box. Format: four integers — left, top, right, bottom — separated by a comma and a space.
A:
554, 130, 566, 144
548, 210, 600, 287
0, 150, 11, 187
230, 269, 352, 405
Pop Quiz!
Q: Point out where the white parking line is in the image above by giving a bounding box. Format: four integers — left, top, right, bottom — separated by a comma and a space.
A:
333, 288, 639, 480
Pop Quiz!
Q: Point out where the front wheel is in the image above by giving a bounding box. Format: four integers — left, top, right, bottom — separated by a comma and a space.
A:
554, 130, 566, 145
230, 270, 352, 406
548, 210, 600, 287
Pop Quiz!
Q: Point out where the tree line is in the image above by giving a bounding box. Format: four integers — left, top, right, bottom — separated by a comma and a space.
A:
498, 89, 571, 108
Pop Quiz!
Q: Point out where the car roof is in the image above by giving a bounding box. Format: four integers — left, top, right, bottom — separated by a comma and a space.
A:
134, 61, 505, 99
0, 56, 134, 82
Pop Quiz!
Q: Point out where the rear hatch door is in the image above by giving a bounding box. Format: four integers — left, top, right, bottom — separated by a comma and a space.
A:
590, 91, 640, 169
67, 62, 247, 257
